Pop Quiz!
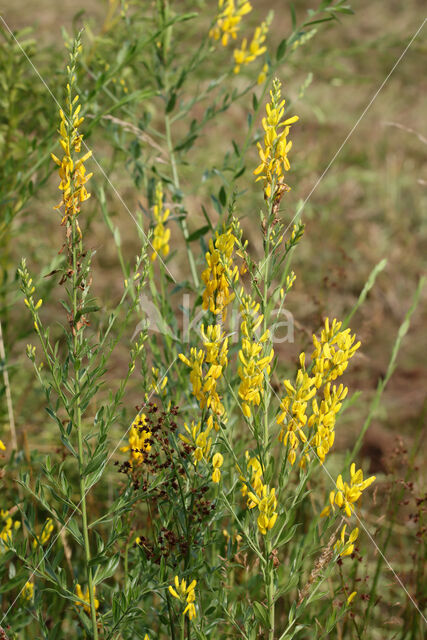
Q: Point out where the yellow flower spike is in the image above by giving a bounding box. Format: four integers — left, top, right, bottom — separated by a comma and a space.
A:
322, 466, 375, 518
212, 452, 224, 483
254, 78, 298, 200
151, 182, 170, 262
233, 20, 269, 74
53, 50, 92, 227
32, 518, 54, 549
210, 0, 253, 46
120, 413, 151, 466
238, 291, 274, 419
75, 583, 99, 615
0, 440, 5, 451
347, 591, 357, 605
168, 575, 197, 620
241, 456, 278, 535
21, 581, 34, 602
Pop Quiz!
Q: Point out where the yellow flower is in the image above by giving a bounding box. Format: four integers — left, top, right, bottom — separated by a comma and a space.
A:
179, 325, 228, 423
238, 292, 273, 419
209, 0, 252, 47
52, 49, 92, 229
234, 20, 269, 74
75, 583, 99, 615
254, 78, 299, 200
150, 366, 168, 395
306, 382, 348, 464
247, 484, 278, 535
151, 182, 170, 262
0, 440, 5, 451
334, 524, 359, 557
321, 463, 376, 518
0, 509, 21, 551
240, 454, 278, 535
21, 581, 34, 602
347, 591, 357, 605
32, 518, 54, 549
179, 420, 213, 465
120, 413, 151, 466
311, 318, 361, 389
278, 320, 360, 468
212, 452, 224, 483
240, 452, 263, 504
168, 575, 197, 620
277, 353, 316, 465
201, 227, 239, 322
257, 63, 268, 85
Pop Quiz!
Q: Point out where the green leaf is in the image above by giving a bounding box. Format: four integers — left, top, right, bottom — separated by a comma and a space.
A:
219, 186, 227, 206
276, 38, 287, 61
166, 91, 177, 113
253, 601, 269, 627
187, 225, 211, 243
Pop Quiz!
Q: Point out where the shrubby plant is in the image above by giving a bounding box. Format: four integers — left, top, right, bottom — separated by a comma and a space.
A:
0, 2, 424, 639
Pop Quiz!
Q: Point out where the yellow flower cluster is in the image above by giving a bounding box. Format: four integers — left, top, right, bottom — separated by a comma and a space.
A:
238, 292, 273, 419
32, 517, 54, 549
277, 354, 315, 466
277, 318, 360, 467
240, 453, 278, 535
240, 452, 262, 498
0, 439, 5, 451
120, 413, 151, 466
179, 420, 212, 465
334, 524, 359, 558
233, 20, 268, 74
51, 70, 92, 227
151, 181, 170, 262
248, 485, 278, 535
150, 366, 168, 395
308, 382, 348, 463
0, 509, 20, 551
212, 452, 224, 483
209, 0, 252, 46
168, 575, 197, 620
179, 324, 228, 423
75, 583, 100, 615
254, 79, 299, 199
181, 226, 238, 435
311, 318, 361, 388
202, 227, 239, 322
21, 580, 34, 602
321, 463, 376, 518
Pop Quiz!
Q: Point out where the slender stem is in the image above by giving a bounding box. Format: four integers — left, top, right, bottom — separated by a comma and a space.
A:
262, 196, 275, 639
164, 113, 199, 287
180, 614, 185, 640
71, 218, 98, 640
161, 0, 199, 288
266, 537, 275, 639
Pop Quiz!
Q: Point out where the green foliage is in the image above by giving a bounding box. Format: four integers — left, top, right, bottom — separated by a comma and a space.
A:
0, 2, 425, 640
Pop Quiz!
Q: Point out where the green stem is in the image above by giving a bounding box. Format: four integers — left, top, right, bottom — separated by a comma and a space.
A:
180, 614, 185, 640
71, 218, 98, 640
262, 196, 275, 639
164, 112, 199, 287
161, 0, 199, 288
265, 536, 275, 639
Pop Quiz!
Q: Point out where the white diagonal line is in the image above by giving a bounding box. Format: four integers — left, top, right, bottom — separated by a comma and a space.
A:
0, 15, 177, 284
219, 280, 426, 622
264, 358, 427, 622
259, 16, 426, 273
0, 359, 176, 624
